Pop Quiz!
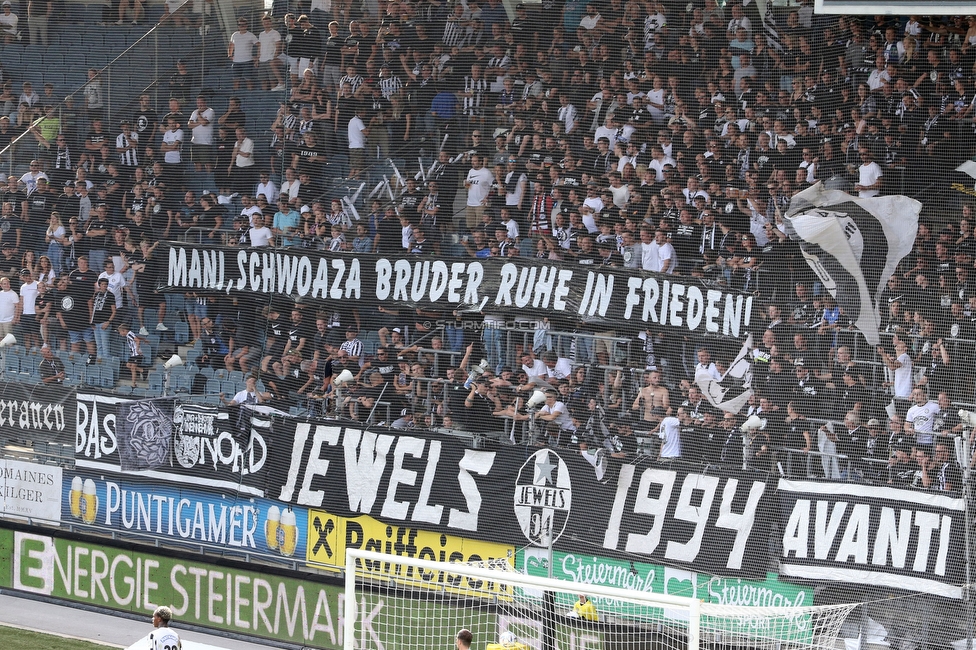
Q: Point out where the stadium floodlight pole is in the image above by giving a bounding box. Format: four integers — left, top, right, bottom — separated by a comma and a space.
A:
344, 549, 701, 650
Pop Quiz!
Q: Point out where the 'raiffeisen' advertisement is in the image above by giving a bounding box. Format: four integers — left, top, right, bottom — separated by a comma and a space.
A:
62, 471, 307, 562
306, 508, 514, 593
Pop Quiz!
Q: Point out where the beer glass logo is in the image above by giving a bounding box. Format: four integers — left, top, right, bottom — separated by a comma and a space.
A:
69, 476, 82, 519
265, 505, 280, 551
80, 479, 98, 524
279, 508, 297, 557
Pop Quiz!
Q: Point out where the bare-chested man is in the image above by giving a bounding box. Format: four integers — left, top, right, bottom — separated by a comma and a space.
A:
632, 370, 671, 421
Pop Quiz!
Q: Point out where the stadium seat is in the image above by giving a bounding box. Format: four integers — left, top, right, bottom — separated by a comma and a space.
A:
174, 321, 189, 344
147, 372, 164, 394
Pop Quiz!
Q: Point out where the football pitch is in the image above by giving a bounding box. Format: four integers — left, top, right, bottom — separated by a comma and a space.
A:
0, 625, 120, 650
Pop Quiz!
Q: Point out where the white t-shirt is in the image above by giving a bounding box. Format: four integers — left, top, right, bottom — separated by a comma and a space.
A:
235, 137, 254, 167
0, 288, 18, 322
893, 352, 912, 398
541, 400, 575, 431
640, 241, 659, 271
230, 30, 259, 63
255, 180, 278, 204
19, 280, 37, 315
162, 128, 183, 163
645, 88, 666, 122
347, 116, 366, 149
258, 29, 282, 62
544, 357, 573, 380
656, 241, 676, 274
858, 161, 883, 198
98, 271, 126, 308
465, 167, 494, 206
906, 400, 940, 441
281, 179, 300, 202
189, 107, 215, 145
521, 358, 547, 381
658, 416, 682, 458
150, 627, 181, 650
249, 226, 273, 246
501, 218, 519, 240
0, 12, 18, 35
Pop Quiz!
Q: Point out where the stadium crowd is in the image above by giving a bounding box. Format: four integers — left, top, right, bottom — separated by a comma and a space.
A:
0, 0, 972, 490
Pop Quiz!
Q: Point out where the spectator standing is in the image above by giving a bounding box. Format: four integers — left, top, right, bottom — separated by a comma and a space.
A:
188, 95, 215, 173
228, 17, 259, 91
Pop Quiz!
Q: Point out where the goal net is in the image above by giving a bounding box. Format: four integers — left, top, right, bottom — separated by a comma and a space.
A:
343, 549, 857, 650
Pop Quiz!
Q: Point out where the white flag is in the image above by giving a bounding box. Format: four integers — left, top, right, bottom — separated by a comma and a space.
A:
696, 334, 754, 414
785, 183, 921, 346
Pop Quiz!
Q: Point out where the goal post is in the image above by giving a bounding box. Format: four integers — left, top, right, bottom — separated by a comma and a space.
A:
343, 549, 856, 650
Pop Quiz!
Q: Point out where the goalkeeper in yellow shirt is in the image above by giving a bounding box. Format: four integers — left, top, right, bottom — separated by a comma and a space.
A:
573, 594, 598, 622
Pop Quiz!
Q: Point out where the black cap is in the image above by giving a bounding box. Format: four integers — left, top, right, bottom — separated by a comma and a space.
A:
19, 268, 30, 275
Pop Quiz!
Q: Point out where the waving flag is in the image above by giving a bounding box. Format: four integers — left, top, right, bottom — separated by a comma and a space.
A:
696, 334, 754, 414
784, 183, 921, 346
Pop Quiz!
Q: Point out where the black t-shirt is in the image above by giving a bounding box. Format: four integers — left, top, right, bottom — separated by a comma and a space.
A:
375, 215, 403, 255
90, 289, 113, 325
286, 317, 313, 350
64, 269, 96, 329
323, 35, 343, 66
133, 107, 158, 140
265, 318, 287, 351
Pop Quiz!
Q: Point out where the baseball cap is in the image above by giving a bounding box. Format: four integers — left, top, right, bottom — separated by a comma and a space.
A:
793, 358, 805, 367
18, 268, 30, 276
392, 327, 402, 333
867, 418, 881, 428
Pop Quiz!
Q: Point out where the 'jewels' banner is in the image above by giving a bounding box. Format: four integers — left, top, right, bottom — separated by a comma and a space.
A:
267, 419, 774, 578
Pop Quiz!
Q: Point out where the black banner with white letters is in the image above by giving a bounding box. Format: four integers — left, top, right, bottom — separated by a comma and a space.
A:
75, 392, 272, 497
0, 381, 75, 446
162, 244, 755, 334
778, 479, 967, 598
267, 417, 775, 578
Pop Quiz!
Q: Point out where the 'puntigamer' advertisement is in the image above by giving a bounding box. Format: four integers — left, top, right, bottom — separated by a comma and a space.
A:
62, 471, 307, 563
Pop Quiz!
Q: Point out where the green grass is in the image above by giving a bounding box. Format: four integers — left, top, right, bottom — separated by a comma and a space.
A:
0, 625, 120, 650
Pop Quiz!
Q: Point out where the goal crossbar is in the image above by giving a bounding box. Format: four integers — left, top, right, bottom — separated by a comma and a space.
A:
344, 548, 703, 649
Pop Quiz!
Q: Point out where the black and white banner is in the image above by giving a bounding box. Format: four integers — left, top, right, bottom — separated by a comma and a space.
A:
0, 382, 75, 446
75, 393, 270, 497
785, 183, 920, 346
163, 245, 755, 334
778, 479, 966, 598
268, 418, 774, 577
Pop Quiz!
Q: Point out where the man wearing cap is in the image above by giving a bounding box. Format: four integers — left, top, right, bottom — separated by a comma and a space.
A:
338, 326, 363, 365
150, 605, 181, 650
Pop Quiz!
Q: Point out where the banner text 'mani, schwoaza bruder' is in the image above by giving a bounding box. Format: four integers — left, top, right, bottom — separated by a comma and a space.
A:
167, 247, 753, 336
